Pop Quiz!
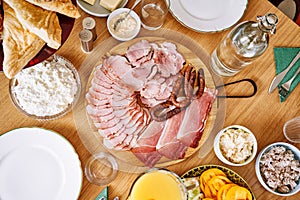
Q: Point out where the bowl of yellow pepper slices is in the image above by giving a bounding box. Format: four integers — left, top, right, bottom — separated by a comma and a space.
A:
181, 165, 255, 200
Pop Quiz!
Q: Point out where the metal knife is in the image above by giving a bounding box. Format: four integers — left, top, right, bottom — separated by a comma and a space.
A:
269, 50, 300, 93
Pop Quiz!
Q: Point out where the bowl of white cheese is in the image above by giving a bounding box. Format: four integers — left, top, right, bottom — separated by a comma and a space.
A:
107, 8, 141, 41
214, 125, 257, 166
9, 54, 81, 121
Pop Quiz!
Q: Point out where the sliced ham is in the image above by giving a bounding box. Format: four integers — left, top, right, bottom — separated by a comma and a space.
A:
131, 121, 165, 167
153, 42, 185, 77
125, 40, 152, 66
177, 88, 217, 148
156, 111, 188, 160
102, 55, 144, 90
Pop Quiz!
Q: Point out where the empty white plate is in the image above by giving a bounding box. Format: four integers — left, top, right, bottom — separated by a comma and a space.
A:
170, 0, 248, 32
0, 127, 82, 200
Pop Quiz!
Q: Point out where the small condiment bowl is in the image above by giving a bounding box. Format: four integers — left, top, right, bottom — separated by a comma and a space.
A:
214, 125, 257, 166
255, 142, 300, 196
9, 54, 81, 121
107, 8, 141, 41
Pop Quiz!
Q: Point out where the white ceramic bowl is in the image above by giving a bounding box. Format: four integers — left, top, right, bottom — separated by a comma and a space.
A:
255, 142, 300, 196
214, 125, 257, 166
9, 54, 81, 121
107, 8, 141, 41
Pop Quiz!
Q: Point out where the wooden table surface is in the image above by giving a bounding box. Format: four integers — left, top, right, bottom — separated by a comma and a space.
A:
1, 0, 300, 199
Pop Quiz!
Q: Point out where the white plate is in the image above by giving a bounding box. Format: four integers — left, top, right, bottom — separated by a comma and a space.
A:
0, 127, 82, 200
77, 0, 128, 17
170, 0, 248, 32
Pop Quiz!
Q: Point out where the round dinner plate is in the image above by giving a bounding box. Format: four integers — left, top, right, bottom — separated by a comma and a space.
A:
0, 127, 82, 200
77, 0, 128, 17
169, 0, 248, 32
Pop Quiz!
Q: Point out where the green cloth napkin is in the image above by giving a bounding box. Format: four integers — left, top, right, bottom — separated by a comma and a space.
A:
274, 47, 300, 102
95, 186, 108, 200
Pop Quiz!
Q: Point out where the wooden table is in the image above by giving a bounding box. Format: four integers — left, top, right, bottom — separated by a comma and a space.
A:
1, 0, 300, 199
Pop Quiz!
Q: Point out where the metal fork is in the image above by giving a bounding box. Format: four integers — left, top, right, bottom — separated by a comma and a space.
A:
278, 66, 300, 97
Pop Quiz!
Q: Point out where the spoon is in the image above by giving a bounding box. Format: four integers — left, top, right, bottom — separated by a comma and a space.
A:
113, 0, 141, 30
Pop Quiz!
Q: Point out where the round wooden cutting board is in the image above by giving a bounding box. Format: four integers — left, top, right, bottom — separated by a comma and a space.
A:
84, 36, 218, 168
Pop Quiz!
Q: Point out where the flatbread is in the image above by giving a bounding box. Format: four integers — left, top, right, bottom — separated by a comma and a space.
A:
2, 3, 45, 79
24, 0, 81, 19
4, 0, 62, 49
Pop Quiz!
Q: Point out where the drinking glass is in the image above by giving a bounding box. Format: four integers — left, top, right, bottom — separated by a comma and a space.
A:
283, 116, 300, 143
127, 168, 187, 200
140, 0, 170, 30
84, 152, 118, 185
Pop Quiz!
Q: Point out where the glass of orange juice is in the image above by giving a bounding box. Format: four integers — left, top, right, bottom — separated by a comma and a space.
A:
127, 168, 188, 200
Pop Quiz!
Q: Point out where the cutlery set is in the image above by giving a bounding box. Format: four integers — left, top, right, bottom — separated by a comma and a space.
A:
269, 50, 300, 99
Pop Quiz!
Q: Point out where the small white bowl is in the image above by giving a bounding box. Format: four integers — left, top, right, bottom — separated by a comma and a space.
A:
107, 8, 141, 41
255, 142, 300, 196
214, 125, 257, 166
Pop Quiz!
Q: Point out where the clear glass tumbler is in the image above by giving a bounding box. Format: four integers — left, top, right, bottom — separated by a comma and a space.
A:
84, 152, 118, 185
283, 116, 300, 143
140, 0, 170, 30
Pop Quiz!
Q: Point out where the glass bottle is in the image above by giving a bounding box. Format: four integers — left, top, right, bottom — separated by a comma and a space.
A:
210, 13, 278, 76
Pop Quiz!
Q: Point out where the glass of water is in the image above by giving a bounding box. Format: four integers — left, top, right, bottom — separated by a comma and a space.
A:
141, 0, 170, 30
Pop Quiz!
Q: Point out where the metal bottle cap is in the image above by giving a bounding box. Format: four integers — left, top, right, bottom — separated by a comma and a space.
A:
83, 17, 97, 41
79, 29, 93, 53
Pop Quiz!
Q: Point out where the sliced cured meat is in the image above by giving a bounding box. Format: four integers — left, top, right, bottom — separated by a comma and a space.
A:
102, 55, 144, 90
86, 93, 109, 107
156, 111, 188, 160
177, 88, 217, 148
131, 121, 165, 167
125, 40, 152, 66
132, 60, 156, 81
153, 42, 185, 77
98, 123, 125, 139
86, 104, 113, 117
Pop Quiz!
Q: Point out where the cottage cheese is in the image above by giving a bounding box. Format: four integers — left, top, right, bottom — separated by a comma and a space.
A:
11, 57, 78, 117
219, 127, 254, 164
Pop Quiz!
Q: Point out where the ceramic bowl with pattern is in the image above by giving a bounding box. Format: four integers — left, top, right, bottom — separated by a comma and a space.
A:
181, 164, 256, 199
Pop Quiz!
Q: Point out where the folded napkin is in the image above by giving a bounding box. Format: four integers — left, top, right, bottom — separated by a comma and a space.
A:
273, 47, 300, 102
95, 186, 108, 200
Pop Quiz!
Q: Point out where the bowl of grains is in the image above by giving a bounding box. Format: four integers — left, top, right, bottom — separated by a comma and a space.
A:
214, 125, 257, 166
255, 142, 300, 196
9, 54, 81, 121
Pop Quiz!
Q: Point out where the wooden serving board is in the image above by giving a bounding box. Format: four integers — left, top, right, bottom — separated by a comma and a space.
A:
85, 37, 218, 168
